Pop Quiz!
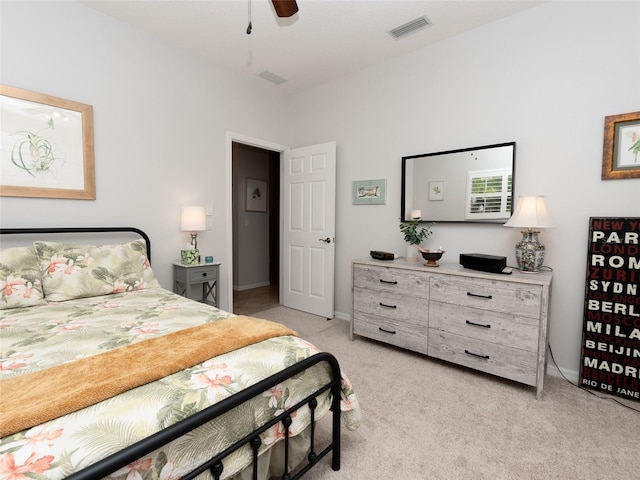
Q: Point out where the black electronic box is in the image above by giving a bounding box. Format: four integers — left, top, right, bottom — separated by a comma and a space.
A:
460, 253, 508, 274
370, 250, 395, 260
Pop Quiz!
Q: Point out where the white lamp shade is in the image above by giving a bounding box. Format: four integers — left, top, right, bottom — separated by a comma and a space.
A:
504, 196, 554, 229
181, 206, 206, 231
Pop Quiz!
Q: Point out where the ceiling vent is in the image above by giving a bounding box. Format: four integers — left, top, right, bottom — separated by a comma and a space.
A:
388, 15, 432, 40
258, 70, 287, 85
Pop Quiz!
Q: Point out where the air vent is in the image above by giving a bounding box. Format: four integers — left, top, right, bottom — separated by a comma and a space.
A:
258, 70, 287, 85
388, 15, 432, 40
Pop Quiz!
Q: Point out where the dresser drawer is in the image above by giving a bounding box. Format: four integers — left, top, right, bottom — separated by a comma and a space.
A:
353, 264, 429, 298
429, 301, 539, 352
354, 286, 429, 326
188, 266, 218, 283
428, 330, 537, 386
430, 275, 542, 318
353, 313, 428, 354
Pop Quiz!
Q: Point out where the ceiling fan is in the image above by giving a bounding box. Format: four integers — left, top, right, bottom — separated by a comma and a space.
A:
271, 0, 299, 18
247, 0, 298, 34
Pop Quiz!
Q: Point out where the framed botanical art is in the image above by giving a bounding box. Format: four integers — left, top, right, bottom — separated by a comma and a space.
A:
245, 178, 267, 212
429, 181, 444, 201
602, 111, 640, 180
0, 84, 95, 199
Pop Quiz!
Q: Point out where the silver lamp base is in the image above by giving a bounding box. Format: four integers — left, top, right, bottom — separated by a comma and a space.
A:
515, 230, 545, 272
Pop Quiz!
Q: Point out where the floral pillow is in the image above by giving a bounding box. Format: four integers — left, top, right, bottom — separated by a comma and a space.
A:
0, 246, 46, 310
34, 240, 161, 302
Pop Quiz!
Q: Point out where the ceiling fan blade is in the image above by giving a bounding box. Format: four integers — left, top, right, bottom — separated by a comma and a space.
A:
272, 0, 298, 18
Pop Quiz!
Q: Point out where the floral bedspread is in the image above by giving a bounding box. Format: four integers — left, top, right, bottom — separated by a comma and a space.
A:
0, 288, 360, 480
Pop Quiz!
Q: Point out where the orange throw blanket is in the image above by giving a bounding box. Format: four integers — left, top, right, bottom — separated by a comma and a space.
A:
0, 315, 296, 438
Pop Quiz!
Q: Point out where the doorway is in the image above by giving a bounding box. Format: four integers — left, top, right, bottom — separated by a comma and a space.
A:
232, 142, 280, 315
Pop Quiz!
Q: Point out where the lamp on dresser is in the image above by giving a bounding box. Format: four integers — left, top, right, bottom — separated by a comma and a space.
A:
503, 195, 554, 273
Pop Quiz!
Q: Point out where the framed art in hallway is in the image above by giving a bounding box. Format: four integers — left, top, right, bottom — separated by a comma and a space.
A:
352, 178, 386, 205
0, 84, 95, 199
245, 177, 267, 212
601, 110, 640, 180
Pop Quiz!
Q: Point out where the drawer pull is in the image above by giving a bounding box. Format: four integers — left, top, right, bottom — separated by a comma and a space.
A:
379, 302, 397, 309
467, 292, 492, 300
379, 327, 397, 335
465, 349, 490, 360
465, 320, 491, 329
202, 273, 207, 277
379, 279, 398, 285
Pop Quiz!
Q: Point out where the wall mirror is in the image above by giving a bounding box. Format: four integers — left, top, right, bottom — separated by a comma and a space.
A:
401, 142, 516, 223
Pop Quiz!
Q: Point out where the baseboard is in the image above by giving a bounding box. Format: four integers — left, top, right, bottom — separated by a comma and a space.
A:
233, 282, 270, 292
547, 362, 579, 384
334, 311, 350, 322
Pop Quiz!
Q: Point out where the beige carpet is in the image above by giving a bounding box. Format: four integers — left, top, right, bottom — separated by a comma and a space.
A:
253, 306, 640, 480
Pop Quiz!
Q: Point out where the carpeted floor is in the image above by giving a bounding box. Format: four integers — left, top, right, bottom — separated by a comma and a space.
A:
252, 306, 640, 480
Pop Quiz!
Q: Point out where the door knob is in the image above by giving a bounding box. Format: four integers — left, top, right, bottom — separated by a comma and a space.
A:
319, 237, 333, 243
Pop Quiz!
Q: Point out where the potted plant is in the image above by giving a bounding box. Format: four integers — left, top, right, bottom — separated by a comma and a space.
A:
399, 216, 434, 261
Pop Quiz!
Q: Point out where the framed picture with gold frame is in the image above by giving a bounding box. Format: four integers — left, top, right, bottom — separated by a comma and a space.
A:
0, 84, 95, 199
602, 111, 640, 180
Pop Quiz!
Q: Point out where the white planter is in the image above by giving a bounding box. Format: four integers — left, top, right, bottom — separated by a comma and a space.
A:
406, 244, 420, 261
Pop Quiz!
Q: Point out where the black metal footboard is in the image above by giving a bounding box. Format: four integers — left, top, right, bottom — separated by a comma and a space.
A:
66, 352, 342, 480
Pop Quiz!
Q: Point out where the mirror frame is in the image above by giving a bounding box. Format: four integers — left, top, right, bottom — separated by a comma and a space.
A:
401, 142, 516, 224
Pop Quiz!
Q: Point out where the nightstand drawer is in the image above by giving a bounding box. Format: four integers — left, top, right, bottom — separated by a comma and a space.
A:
188, 266, 218, 283
430, 275, 542, 318
428, 330, 537, 386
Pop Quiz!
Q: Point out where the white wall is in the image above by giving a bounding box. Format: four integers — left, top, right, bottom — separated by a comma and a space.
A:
0, 1, 290, 311
288, 1, 640, 378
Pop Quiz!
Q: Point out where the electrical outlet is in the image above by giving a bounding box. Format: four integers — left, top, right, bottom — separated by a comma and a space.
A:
206, 217, 213, 230
205, 203, 214, 215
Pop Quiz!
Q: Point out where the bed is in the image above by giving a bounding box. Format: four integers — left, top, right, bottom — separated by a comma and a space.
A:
0, 227, 361, 480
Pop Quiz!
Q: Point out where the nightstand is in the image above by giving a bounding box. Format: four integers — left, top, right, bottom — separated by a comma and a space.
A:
173, 262, 220, 307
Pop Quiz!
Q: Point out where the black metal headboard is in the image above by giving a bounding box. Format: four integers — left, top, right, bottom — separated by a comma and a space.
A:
0, 227, 152, 262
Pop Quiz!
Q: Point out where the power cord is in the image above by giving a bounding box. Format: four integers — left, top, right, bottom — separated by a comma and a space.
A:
548, 342, 639, 413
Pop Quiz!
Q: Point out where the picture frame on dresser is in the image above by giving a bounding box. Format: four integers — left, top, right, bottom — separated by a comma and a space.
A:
0, 84, 96, 199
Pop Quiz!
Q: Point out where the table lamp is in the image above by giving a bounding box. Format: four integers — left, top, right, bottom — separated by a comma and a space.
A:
181, 206, 206, 251
503, 196, 554, 272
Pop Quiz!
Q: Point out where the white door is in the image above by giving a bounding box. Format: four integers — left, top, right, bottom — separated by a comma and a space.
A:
281, 142, 336, 318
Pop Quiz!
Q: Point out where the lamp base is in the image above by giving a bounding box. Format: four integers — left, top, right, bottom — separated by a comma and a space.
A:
515, 230, 545, 273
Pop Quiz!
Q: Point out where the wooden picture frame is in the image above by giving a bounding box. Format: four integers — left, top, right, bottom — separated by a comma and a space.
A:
0, 84, 95, 199
602, 111, 640, 180
245, 178, 267, 212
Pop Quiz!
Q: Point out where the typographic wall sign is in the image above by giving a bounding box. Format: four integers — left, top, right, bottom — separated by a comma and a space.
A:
580, 217, 640, 401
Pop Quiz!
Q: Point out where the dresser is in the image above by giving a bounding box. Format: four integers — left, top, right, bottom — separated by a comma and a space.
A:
352, 258, 552, 399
